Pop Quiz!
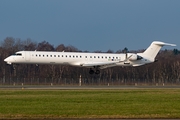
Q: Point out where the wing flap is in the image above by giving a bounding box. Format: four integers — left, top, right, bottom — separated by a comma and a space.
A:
81, 61, 119, 69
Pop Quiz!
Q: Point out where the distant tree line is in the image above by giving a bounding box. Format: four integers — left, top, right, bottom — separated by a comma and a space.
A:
0, 37, 180, 85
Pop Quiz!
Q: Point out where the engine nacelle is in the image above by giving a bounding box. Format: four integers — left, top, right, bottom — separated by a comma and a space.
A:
129, 54, 143, 61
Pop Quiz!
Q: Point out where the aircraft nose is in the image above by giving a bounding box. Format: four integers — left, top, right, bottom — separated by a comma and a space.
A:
4, 57, 12, 64
4, 57, 8, 62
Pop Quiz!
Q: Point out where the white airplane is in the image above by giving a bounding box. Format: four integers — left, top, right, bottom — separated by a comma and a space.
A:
4, 41, 176, 74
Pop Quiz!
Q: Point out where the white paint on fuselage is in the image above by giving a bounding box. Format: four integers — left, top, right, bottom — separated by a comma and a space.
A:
4, 41, 176, 70
5, 51, 149, 67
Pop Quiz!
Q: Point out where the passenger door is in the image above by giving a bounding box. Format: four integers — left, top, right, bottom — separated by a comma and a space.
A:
25, 52, 31, 61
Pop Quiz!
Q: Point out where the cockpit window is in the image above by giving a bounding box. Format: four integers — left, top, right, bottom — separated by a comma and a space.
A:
16, 53, 22, 56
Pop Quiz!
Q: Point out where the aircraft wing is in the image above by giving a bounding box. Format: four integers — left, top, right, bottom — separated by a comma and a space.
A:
80, 61, 120, 69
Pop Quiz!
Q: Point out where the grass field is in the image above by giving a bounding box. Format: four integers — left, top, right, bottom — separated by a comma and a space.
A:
0, 89, 180, 119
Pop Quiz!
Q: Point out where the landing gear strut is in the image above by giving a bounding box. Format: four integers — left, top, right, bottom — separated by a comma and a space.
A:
89, 69, 100, 74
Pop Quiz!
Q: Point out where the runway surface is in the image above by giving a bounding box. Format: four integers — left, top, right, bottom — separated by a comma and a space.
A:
30, 119, 180, 120
9, 118, 180, 120
0, 85, 180, 90
0, 117, 179, 120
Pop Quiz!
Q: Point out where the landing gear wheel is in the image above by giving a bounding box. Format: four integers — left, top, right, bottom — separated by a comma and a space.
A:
89, 69, 94, 74
95, 70, 100, 74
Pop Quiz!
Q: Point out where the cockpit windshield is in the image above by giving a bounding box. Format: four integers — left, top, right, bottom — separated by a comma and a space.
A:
15, 53, 22, 56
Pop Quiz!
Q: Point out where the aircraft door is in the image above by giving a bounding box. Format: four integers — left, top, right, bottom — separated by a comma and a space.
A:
25, 52, 31, 61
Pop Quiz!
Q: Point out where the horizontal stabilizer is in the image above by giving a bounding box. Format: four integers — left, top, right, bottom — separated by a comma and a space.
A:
153, 41, 176, 46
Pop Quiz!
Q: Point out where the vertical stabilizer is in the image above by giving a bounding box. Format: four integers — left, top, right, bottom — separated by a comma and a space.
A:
142, 41, 176, 61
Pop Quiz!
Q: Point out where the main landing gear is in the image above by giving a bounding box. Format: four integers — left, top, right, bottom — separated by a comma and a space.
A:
89, 68, 100, 74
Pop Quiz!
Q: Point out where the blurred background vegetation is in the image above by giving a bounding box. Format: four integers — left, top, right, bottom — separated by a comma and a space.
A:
1, 37, 180, 85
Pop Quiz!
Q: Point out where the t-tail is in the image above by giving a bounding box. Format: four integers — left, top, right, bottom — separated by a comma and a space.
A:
141, 41, 176, 62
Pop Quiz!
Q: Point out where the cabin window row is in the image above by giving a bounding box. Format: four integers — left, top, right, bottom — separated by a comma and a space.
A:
35, 54, 82, 58
34, 54, 120, 59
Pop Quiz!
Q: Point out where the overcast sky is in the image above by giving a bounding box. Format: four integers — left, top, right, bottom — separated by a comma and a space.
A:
0, 0, 179, 51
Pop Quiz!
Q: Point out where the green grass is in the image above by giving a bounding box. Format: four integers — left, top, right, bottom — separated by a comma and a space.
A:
0, 89, 180, 119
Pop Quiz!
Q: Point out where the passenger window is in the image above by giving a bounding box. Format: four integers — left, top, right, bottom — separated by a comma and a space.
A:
50, 55, 52, 57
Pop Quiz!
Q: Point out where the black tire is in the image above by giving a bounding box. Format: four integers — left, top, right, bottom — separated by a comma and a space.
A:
89, 69, 94, 74
95, 70, 100, 74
